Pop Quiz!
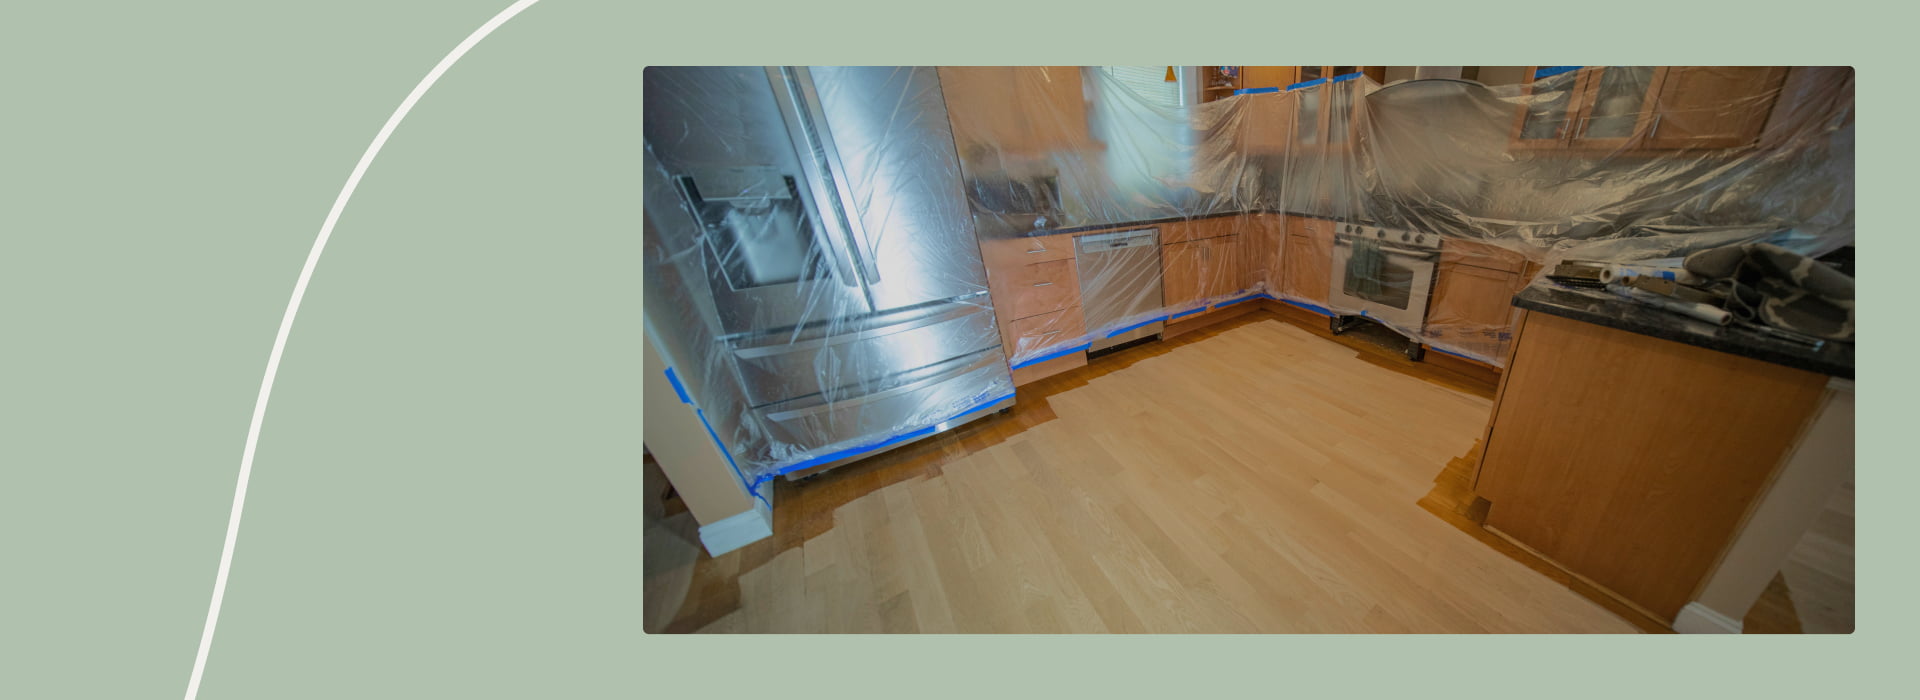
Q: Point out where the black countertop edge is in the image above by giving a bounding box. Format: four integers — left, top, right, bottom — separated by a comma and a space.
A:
990, 209, 1350, 239
1513, 282, 1854, 379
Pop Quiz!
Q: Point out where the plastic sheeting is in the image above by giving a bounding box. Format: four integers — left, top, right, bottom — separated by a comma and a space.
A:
644, 66, 1855, 496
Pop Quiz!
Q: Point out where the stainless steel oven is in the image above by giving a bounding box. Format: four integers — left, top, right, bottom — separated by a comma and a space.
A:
1328, 222, 1441, 339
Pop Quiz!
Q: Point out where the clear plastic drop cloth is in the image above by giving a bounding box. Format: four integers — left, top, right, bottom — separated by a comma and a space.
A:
643, 66, 1855, 497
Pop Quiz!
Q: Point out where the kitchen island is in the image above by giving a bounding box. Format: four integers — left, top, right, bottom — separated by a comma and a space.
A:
1462, 281, 1854, 630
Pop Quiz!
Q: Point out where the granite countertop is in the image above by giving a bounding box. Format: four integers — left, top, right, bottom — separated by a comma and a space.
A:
1512, 281, 1854, 379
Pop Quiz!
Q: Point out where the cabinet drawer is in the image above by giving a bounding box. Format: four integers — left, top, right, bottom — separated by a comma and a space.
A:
1003, 258, 1080, 319
1005, 306, 1087, 357
982, 233, 1076, 271
1440, 239, 1527, 274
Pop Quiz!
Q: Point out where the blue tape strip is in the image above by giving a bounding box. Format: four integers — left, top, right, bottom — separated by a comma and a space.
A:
664, 368, 693, 404
1330, 72, 1362, 84
1211, 293, 1260, 310
1169, 307, 1207, 321
1234, 86, 1280, 95
1104, 314, 1172, 338
1280, 298, 1334, 317
1009, 342, 1092, 370
1286, 77, 1328, 91
756, 390, 1016, 480
1533, 66, 1579, 80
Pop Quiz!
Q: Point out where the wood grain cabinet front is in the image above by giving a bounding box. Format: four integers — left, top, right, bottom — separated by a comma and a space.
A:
1509, 66, 1789, 152
1003, 258, 1080, 320
1279, 216, 1335, 307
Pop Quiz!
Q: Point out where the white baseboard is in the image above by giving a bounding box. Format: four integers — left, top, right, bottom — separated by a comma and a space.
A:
697, 499, 772, 557
1673, 602, 1744, 634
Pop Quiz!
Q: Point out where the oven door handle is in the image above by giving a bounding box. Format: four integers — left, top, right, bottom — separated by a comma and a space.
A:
1333, 238, 1439, 260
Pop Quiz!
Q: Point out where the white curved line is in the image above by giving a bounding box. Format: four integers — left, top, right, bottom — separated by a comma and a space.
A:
183, 2, 542, 697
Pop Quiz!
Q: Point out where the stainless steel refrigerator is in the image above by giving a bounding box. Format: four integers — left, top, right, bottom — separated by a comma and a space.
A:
643, 66, 1013, 491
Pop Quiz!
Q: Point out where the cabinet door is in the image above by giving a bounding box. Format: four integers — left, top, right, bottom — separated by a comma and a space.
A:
1425, 263, 1522, 362
1281, 233, 1332, 306
1509, 67, 1587, 149
938, 67, 1026, 155
1241, 66, 1298, 91
1014, 66, 1090, 152
1203, 235, 1246, 299
1162, 239, 1207, 309
1643, 66, 1789, 150
1566, 66, 1663, 150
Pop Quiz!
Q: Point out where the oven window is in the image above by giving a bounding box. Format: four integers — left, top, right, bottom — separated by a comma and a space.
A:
1344, 258, 1416, 310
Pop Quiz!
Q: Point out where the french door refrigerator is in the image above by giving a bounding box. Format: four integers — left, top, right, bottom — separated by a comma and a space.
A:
643, 66, 1013, 492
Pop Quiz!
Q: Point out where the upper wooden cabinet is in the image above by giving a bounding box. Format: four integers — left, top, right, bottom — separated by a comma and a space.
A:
938, 67, 1091, 157
1508, 66, 1788, 152
1643, 66, 1790, 150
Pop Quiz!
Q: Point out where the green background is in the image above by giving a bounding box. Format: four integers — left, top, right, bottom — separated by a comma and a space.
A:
0, 1, 1907, 698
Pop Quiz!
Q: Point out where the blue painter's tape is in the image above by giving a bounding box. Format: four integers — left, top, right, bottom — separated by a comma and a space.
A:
1287, 77, 1328, 91
757, 391, 1016, 479
1359, 308, 1369, 318
1169, 307, 1207, 321
1211, 293, 1259, 310
1104, 314, 1172, 338
1009, 342, 1092, 370
1280, 298, 1334, 317
664, 368, 693, 404
1330, 72, 1363, 84
1659, 271, 1677, 280
1234, 87, 1281, 96
1533, 66, 1579, 80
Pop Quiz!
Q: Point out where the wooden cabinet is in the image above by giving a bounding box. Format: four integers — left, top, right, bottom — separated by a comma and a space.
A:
937, 67, 1090, 156
1475, 312, 1828, 621
1642, 66, 1790, 150
979, 230, 1089, 385
1161, 217, 1249, 310
1425, 263, 1524, 362
1279, 216, 1335, 307
1423, 240, 1532, 364
1509, 66, 1788, 152
1162, 239, 1207, 309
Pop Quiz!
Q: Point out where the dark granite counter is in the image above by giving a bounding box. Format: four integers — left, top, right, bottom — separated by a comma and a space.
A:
1513, 281, 1854, 379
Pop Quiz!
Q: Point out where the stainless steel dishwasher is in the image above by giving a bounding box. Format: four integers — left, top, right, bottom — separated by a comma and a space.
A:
1075, 229, 1164, 352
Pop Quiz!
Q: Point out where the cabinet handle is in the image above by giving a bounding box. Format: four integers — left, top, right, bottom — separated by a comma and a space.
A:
1649, 114, 1663, 137
1026, 247, 1047, 254
1032, 281, 1054, 287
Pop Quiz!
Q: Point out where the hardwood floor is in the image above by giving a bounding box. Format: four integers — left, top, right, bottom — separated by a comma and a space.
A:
661, 311, 1638, 633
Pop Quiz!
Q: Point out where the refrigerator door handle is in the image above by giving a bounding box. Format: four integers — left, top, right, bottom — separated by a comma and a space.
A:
764, 67, 865, 292
775, 66, 884, 286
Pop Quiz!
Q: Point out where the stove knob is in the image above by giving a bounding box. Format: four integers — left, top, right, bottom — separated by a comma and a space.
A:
1375, 230, 1384, 238
1401, 232, 1411, 242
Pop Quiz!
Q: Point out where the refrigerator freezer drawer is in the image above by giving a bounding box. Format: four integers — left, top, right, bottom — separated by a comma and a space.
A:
753, 346, 1011, 451
728, 300, 1000, 408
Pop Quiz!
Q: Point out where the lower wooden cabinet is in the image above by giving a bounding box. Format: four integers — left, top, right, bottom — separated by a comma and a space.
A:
1424, 263, 1524, 362
1162, 232, 1245, 310
1279, 216, 1334, 307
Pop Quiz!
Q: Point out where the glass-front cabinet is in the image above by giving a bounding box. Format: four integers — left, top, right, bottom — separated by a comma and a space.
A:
1509, 66, 1791, 152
